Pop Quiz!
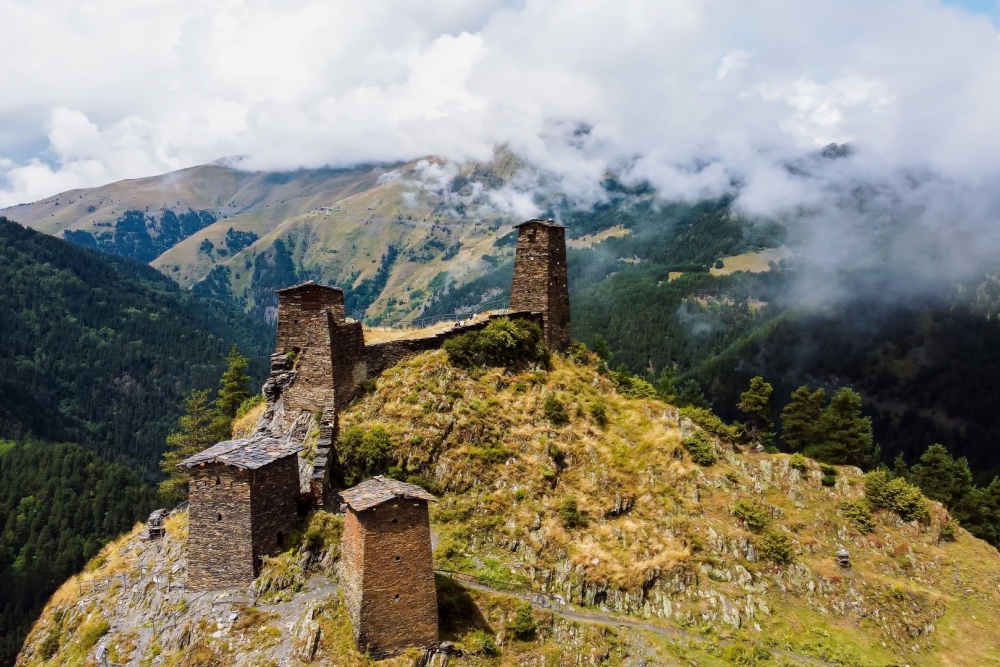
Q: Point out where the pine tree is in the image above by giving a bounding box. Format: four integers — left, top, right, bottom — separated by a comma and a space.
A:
807, 388, 878, 469
215, 346, 252, 420
910, 444, 973, 510
159, 390, 224, 501
892, 452, 910, 479
738, 376, 774, 449
676, 379, 711, 409
655, 365, 677, 403
781, 386, 825, 451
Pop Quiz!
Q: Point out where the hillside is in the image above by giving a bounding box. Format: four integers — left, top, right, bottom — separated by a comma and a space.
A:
0, 217, 272, 477
18, 351, 1000, 666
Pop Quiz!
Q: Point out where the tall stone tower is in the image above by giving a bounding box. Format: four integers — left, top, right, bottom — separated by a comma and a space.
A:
509, 219, 571, 351
274, 282, 345, 413
339, 476, 438, 657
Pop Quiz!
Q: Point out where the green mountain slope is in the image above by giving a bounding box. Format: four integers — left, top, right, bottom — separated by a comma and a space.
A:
16, 351, 1000, 666
0, 441, 157, 667
0, 217, 272, 478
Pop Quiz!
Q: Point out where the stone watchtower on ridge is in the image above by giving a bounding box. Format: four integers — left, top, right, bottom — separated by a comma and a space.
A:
509, 218, 571, 352
181, 436, 303, 591
339, 476, 438, 657
274, 282, 366, 413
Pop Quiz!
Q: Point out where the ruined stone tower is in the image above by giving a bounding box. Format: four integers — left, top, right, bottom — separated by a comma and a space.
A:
340, 477, 438, 657
182, 436, 302, 591
509, 218, 571, 351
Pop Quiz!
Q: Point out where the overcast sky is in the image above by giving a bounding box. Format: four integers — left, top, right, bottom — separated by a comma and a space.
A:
1, 0, 999, 212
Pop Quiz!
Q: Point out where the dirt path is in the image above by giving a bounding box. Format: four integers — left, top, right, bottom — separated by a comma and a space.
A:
439, 571, 834, 667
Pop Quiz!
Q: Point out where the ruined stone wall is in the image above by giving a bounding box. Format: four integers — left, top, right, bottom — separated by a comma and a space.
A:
250, 456, 301, 563
275, 286, 344, 413
342, 501, 438, 656
187, 466, 254, 591
509, 223, 571, 351
329, 320, 367, 412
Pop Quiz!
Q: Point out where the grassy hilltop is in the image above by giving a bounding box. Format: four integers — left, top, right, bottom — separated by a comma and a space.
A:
16, 349, 1000, 667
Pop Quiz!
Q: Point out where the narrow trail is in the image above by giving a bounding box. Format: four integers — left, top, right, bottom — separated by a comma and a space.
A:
438, 571, 836, 667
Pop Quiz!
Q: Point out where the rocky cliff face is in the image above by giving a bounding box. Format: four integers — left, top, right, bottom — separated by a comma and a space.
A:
17, 350, 1000, 666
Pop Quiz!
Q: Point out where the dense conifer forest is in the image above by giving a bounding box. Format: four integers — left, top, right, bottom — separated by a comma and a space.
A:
0, 441, 158, 666
0, 217, 272, 477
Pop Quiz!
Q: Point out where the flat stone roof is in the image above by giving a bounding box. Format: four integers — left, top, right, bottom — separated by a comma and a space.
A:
179, 436, 303, 470
339, 475, 437, 512
514, 218, 565, 228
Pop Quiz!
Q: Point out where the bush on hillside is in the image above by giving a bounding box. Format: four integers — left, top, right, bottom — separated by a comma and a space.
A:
336, 425, 395, 486
590, 400, 608, 428
789, 453, 809, 472
444, 318, 549, 369
733, 499, 771, 533
837, 499, 875, 534
609, 365, 658, 398
682, 431, 717, 466
559, 498, 588, 529
543, 395, 570, 426
864, 469, 929, 522
680, 406, 741, 444
756, 529, 795, 565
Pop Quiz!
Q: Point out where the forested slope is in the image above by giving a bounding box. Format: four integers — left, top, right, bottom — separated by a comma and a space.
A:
0, 217, 272, 478
0, 442, 157, 666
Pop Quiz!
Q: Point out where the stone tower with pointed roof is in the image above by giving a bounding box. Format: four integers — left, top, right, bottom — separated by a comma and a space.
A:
339, 476, 438, 657
181, 436, 303, 591
509, 218, 571, 351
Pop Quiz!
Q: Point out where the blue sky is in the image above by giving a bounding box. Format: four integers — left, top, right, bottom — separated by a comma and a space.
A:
945, 0, 1000, 23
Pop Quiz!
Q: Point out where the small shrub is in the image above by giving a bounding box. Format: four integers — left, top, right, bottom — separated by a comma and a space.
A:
444, 318, 549, 369
722, 644, 773, 666
302, 511, 344, 553
837, 499, 875, 534
514, 488, 527, 502
469, 445, 509, 465
820, 463, 838, 477
558, 498, 588, 529
336, 425, 394, 486
507, 603, 537, 641
39, 630, 60, 660
939, 519, 958, 542
466, 629, 499, 656
590, 401, 608, 428
864, 469, 929, 522
609, 366, 658, 398
733, 499, 771, 533
789, 453, 809, 472
680, 406, 740, 444
821, 474, 837, 487
756, 529, 795, 565
78, 618, 110, 651
543, 395, 569, 426
682, 431, 717, 466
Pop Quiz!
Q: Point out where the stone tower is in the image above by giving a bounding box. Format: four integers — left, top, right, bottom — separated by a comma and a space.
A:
509, 219, 571, 351
339, 476, 438, 657
181, 436, 303, 591
275, 282, 345, 413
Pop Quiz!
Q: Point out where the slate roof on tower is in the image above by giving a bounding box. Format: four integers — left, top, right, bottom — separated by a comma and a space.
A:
274, 280, 343, 294
514, 218, 565, 228
179, 436, 303, 470
339, 476, 438, 512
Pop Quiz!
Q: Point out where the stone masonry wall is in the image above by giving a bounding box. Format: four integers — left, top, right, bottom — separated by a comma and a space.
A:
250, 456, 301, 563
509, 222, 571, 351
329, 320, 367, 412
275, 286, 344, 413
342, 501, 438, 656
188, 466, 254, 591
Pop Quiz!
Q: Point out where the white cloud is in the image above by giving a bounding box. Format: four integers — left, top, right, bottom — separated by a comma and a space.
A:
0, 0, 999, 226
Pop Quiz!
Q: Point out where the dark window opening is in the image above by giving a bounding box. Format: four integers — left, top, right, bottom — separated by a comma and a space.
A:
277, 531, 284, 548
215, 477, 221, 486
391, 518, 398, 524
394, 556, 401, 563
216, 513, 223, 522
393, 594, 400, 602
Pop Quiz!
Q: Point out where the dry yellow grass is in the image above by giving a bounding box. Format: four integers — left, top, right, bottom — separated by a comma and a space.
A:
710, 247, 792, 276
566, 225, 631, 249
231, 401, 266, 439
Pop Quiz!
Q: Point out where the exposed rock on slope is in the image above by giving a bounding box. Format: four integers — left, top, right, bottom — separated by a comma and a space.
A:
18, 351, 1000, 666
